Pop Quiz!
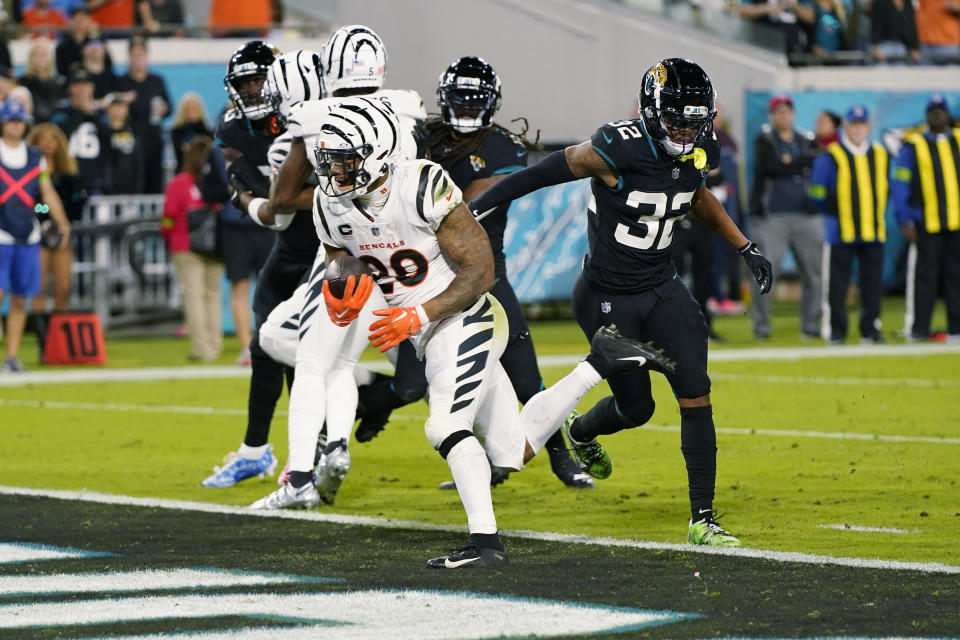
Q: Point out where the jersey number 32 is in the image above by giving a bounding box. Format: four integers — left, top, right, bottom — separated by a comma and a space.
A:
616, 190, 695, 250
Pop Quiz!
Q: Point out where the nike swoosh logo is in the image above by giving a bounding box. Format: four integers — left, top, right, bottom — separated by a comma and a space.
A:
618, 355, 647, 365
394, 310, 408, 323
517, 149, 527, 158
602, 129, 613, 144
699, 508, 712, 514
444, 556, 481, 568
334, 309, 350, 319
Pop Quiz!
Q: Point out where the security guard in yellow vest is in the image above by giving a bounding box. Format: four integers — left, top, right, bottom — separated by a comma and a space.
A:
893, 94, 960, 341
810, 105, 888, 343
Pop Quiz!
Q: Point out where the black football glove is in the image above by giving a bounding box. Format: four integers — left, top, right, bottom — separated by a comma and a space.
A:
739, 241, 773, 295
227, 158, 270, 205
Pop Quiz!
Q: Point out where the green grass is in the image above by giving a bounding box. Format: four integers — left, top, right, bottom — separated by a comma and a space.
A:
1, 298, 957, 567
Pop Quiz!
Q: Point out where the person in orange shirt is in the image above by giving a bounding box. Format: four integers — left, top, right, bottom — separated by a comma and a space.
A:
22, 0, 68, 38
915, 0, 960, 63
209, 0, 272, 37
86, 0, 135, 33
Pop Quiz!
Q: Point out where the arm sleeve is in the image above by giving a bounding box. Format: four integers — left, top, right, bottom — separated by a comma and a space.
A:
469, 149, 577, 215
892, 143, 922, 225
808, 153, 835, 215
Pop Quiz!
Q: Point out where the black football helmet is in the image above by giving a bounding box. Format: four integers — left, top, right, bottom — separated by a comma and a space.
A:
639, 58, 716, 157
437, 56, 501, 133
224, 40, 281, 121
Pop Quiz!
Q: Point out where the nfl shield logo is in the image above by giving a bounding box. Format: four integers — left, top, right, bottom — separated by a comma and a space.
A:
671, 167, 680, 179
372, 227, 380, 236
601, 301, 611, 313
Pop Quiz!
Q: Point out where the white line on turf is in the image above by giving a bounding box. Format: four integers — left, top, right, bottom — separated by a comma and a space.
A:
3, 397, 956, 446
0, 569, 303, 595
819, 524, 915, 534
1, 486, 956, 575
1, 342, 957, 387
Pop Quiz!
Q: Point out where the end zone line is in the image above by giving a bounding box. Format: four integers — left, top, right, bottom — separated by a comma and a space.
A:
1, 486, 956, 575
1, 342, 957, 387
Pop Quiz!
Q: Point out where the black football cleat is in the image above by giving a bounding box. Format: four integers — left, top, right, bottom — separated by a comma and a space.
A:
427, 543, 508, 569
588, 324, 677, 376
547, 443, 596, 489
354, 410, 392, 443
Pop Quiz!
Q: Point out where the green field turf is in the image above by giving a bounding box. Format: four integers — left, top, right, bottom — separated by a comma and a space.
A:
1, 299, 957, 569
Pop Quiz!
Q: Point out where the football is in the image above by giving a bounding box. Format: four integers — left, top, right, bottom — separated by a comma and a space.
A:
323, 255, 372, 299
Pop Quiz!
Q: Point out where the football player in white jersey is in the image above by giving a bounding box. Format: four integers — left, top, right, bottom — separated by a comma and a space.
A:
307, 98, 676, 568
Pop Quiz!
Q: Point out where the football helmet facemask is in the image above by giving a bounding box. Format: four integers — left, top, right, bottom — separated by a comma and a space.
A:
437, 56, 502, 133
322, 25, 387, 97
225, 40, 281, 121
268, 49, 324, 126
314, 97, 400, 199
639, 58, 716, 157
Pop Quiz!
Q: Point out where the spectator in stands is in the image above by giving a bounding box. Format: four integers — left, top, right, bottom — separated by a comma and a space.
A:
0, 67, 15, 104
734, 0, 805, 54
50, 69, 109, 194
56, 7, 111, 79
796, 0, 847, 58
102, 92, 141, 194
872, 0, 922, 62
162, 135, 224, 362
814, 109, 841, 148
170, 92, 211, 172
136, 0, 184, 36
21, 0, 69, 38
8, 87, 34, 123
0, 99, 70, 373
749, 94, 823, 339
81, 39, 116, 98
209, 0, 272, 37
27, 122, 87, 317
18, 41, 64, 124
86, 0, 135, 35
116, 36, 169, 193
915, 0, 960, 64
810, 105, 889, 344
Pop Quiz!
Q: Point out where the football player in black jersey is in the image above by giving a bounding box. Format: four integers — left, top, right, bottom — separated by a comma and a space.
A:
202, 43, 322, 488
471, 58, 773, 546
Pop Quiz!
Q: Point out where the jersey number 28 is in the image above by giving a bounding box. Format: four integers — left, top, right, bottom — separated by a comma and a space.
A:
616, 190, 695, 250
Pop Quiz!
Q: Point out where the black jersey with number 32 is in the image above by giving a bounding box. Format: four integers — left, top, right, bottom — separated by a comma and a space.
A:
584, 119, 719, 293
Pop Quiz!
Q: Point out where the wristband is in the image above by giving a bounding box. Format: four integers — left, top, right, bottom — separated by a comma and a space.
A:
415, 305, 429, 324
247, 197, 269, 226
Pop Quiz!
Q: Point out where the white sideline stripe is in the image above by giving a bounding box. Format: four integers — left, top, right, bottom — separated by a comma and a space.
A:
820, 524, 915, 534
1, 486, 957, 575
0, 569, 300, 595
0, 543, 109, 564
710, 373, 960, 388
1, 342, 958, 387
2, 398, 956, 445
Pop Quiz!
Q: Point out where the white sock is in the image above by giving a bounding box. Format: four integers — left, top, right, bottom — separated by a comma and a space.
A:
446, 437, 497, 534
325, 366, 358, 444
352, 365, 378, 387
238, 443, 269, 460
287, 363, 326, 472
519, 361, 602, 454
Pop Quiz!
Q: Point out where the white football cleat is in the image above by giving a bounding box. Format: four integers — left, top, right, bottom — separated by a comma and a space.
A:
249, 480, 320, 510
315, 438, 351, 505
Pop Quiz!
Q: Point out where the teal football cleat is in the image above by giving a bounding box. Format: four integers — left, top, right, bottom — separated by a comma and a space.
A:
201, 444, 278, 488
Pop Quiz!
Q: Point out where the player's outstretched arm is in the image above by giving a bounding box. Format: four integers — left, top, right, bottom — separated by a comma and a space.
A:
470, 141, 613, 220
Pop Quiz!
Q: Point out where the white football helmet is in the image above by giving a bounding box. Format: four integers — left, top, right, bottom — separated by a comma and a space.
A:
268, 49, 325, 125
314, 96, 400, 199
322, 25, 387, 97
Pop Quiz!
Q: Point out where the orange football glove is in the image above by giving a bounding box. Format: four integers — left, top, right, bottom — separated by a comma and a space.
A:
323, 274, 374, 327
368, 306, 425, 352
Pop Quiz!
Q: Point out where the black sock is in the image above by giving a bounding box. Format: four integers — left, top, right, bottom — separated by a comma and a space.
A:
323, 438, 347, 455
584, 352, 611, 379
355, 375, 406, 419
544, 429, 566, 452
288, 470, 312, 488
243, 334, 285, 448
469, 532, 504, 551
572, 396, 635, 442
680, 405, 717, 522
